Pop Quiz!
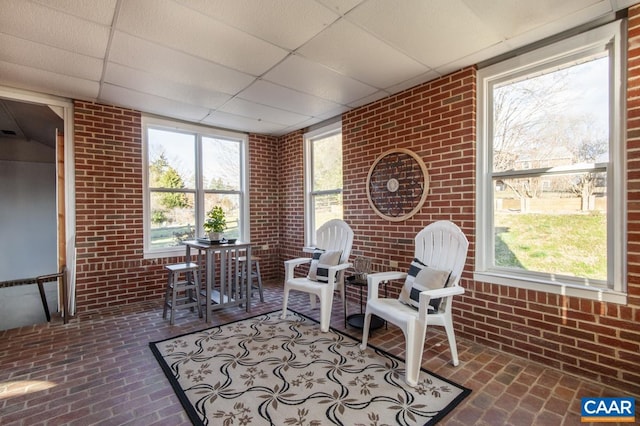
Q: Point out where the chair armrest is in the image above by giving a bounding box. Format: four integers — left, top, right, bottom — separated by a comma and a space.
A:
284, 257, 312, 280
418, 286, 465, 317
366, 271, 406, 301
326, 262, 353, 285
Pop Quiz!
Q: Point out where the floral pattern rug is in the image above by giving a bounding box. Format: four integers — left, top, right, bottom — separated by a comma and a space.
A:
149, 310, 470, 426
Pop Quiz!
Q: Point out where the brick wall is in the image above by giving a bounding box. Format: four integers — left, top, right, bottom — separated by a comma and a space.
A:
278, 130, 306, 263
73, 105, 285, 313
247, 133, 281, 278
74, 101, 168, 311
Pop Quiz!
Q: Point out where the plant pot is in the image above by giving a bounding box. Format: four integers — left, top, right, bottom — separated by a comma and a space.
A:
208, 231, 223, 241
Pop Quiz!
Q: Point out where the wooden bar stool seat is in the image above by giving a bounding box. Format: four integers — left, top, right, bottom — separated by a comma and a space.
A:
237, 256, 264, 302
163, 262, 202, 325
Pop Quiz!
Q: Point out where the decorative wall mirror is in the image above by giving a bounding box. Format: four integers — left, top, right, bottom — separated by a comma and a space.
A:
366, 148, 429, 222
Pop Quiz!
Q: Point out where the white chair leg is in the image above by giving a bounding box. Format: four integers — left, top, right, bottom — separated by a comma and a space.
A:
360, 310, 372, 350
443, 316, 460, 366
309, 293, 317, 309
319, 288, 333, 332
281, 287, 290, 319
404, 322, 427, 387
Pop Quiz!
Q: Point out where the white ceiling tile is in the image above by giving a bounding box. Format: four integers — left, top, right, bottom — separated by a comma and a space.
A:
386, 70, 443, 95
175, 0, 340, 50
238, 80, 343, 117
347, 90, 392, 108
108, 32, 256, 96
612, 0, 638, 8
219, 98, 311, 127
99, 84, 211, 122
0, 0, 633, 136
263, 54, 379, 104
103, 63, 231, 110
116, 0, 289, 75
346, 0, 502, 68
0, 61, 99, 100
0, 0, 110, 57
297, 19, 429, 88
462, 0, 610, 41
484, 1, 615, 53
0, 33, 103, 81
32, 0, 118, 25
315, 105, 351, 120
315, 0, 366, 15
201, 111, 283, 135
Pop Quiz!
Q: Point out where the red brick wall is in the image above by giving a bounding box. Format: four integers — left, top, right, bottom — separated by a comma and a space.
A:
73, 106, 285, 312
278, 130, 306, 263
74, 101, 168, 311
247, 133, 281, 278
342, 68, 476, 271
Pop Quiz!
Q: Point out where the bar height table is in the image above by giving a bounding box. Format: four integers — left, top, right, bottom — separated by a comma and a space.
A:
183, 240, 252, 323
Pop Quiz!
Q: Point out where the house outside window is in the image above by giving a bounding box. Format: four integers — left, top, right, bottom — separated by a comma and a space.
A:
476, 21, 626, 303
304, 122, 343, 246
143, 116, 248, 258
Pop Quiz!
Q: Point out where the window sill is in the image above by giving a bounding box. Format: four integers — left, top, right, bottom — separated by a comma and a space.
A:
473, 271, 627, 305
144, 247, 185, 260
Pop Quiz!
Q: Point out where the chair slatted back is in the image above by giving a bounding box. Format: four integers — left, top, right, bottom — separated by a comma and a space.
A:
316, 219, 354, 264
414, 220, 469, 289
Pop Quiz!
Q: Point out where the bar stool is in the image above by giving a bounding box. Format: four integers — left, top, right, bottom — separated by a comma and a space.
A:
163, 262, 202, 325
238, 256, 264, 302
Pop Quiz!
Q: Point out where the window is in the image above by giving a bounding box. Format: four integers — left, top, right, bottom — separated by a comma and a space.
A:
143, 116, 248, 257
304, 122, 343, 246
476, 21, 626, 303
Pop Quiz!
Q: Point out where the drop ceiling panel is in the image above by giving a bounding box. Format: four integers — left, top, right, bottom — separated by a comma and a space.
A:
263, 54, 379, 104
297, 19, 429, 88
0, 61, 100, 100
100, 84, 211, 122
347, 90, 391, 108
463, 0, 609, 40
0, 33, 103, 81
175, 0, 340, 50
346, 0, 502, 68
108, 32, 255, 96
0, 0, 631, 136
116, 0, 289, 75
218, 98, 311, 127
238, 80, 343, 117
0, 0, 110, 57
316, 0, 366, 15
103, 63, 231, 110
201, 111, 285, 135
32, 0, 118, 25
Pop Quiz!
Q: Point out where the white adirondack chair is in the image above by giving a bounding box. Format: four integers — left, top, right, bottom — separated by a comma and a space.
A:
281, 219, 354, 332
360, 220, 469, 386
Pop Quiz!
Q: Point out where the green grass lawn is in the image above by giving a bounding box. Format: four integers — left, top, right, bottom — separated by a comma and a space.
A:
495, 212, 607, 281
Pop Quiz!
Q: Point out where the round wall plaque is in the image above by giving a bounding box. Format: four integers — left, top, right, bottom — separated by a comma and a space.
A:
366, 148, 429, 222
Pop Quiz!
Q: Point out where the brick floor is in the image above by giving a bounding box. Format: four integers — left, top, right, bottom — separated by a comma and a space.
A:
1, 279, 637, 425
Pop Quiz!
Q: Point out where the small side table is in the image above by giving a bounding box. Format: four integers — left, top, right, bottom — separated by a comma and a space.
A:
344, 275, 385, 331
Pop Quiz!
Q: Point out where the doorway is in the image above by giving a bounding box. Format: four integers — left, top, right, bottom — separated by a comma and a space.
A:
0, 97, 65, 330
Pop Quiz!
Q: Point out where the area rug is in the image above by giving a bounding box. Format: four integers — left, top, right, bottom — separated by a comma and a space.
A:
149, 310, 471, 425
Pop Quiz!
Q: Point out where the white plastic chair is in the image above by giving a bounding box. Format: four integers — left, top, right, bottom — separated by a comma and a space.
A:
281, 219, 354, 332
360, 220, 469, 387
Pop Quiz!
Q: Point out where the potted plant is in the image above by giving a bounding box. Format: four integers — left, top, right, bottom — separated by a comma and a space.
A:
203, 206, 226, 241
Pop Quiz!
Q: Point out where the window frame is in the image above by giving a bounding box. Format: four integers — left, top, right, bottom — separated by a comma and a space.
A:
475, 20, 627, 304
142, 116, 249, 258
304, 122, 343, 247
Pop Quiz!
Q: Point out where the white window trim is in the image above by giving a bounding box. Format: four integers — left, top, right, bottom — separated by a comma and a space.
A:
142, 115, 249, 259
475, 20, 627, 304
304, 122, 342, 247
